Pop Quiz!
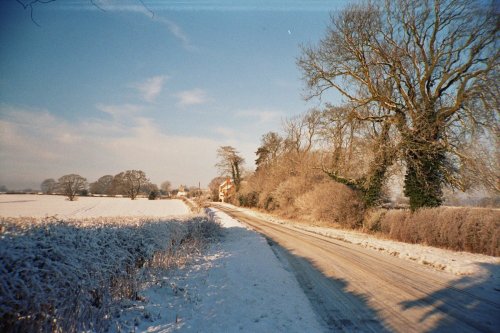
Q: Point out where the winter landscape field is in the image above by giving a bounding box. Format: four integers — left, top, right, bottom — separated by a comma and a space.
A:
0, 195, 327, 332
2, 0, 500, 332
0, 195, 216, 331
0, 194, 191, 218
2, 195, 499, 332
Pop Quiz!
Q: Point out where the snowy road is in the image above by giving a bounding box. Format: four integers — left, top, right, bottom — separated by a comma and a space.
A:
213, 204, 500, 333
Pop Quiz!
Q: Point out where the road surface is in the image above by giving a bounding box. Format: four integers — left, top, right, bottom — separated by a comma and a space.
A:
212, 204, 500, 332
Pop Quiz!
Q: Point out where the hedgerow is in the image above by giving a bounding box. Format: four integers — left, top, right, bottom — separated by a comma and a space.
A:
371, 207, 500, 256
0, 215, 221, 332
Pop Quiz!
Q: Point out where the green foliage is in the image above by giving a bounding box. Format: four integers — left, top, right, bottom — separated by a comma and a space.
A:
362, 171, 386, 207
404, 149, 444, 211
326, 170, 386, 208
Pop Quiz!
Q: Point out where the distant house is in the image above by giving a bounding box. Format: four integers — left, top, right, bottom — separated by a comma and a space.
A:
177, 185, 187, 197
219, 178, 234, 202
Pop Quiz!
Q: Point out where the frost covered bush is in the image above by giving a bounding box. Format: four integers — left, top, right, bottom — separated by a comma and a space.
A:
272, 177, 309, 217
0, 216, 221, 332
296, 181, 365, 228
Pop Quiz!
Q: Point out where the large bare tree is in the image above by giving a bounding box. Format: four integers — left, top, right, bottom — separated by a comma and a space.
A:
57, 174, 87, 201
299, 0, 499, 209
216, 146, 245, 192
113, 170, 149, 200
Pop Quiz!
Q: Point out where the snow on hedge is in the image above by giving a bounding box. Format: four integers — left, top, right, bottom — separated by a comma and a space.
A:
0, 215, 220, 332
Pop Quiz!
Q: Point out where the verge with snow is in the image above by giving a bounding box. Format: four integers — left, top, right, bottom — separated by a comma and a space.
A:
112, 208, 324, 332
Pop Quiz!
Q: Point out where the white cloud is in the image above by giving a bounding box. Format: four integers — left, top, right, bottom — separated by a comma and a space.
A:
236, 108, 284, 123
88, 1, 195, 50
175, 89, 211, 107
97, 103, 143, 118
213, 127, 237, 138
155, 17, 195, 51
0, 106, 222, 189
134, 75, 168, 102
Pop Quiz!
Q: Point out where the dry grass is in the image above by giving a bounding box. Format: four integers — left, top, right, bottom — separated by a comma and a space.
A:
363, 209, 387, 232
377, 207, 499, 256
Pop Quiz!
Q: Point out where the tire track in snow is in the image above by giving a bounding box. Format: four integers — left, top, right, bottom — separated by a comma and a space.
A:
214, 204, 499, 333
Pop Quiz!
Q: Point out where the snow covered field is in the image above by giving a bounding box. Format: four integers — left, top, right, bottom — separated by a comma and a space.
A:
0, 194, 190, 218
112, 208, 324, 332
1, 195, 326, 332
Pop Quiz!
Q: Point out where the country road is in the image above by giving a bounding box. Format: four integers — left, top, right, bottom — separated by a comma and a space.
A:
212, 204, 500, 333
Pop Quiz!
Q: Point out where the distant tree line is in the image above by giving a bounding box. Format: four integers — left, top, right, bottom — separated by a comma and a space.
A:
38, 170, 177, 201
88, 170, 152, 200
37, 171, 205, 201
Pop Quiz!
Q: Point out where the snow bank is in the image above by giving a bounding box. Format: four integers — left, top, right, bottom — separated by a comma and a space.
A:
113, 208, 324, 332
0, 194, 191, 218
220, 203, 500, 277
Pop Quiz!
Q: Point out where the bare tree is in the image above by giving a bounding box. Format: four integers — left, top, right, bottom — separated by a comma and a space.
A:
89, 175, 114, 195
57, 174, 87, 201
113, 170, 149, 200
187, 186, 202, 198
278, 109, 323, 177
282, 109, 322, 156
255, 132, 283, 171
316, 105, 397, 206
299, 0, 499, 209
16, 0, 154, 26
40, 178, 57, 194
160, 181, 172, 196
216, 146, 245, 192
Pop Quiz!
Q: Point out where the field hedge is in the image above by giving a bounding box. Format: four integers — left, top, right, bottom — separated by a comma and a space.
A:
365, 207, 500, 256
0, 215, 221, 332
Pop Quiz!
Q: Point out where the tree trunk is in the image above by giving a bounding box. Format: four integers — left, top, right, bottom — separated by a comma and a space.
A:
403, 116, 444, 210
234, 163, 241, 192
325, 122, 393, 207
361, 122, 393, 207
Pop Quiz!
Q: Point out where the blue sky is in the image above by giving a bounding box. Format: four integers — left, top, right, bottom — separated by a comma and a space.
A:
0, 0, 347, 189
